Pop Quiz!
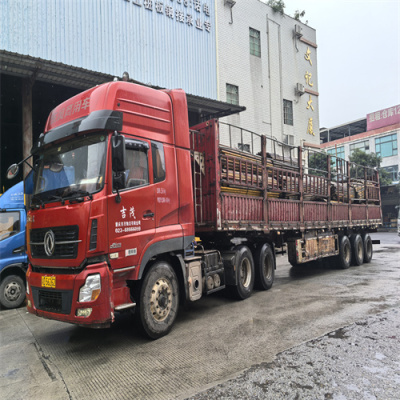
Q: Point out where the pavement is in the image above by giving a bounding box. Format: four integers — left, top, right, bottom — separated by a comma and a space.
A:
184, 307, 400, 400
0, 232, 399, 400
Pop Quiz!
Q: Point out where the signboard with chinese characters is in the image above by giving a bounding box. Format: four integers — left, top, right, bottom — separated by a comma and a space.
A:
0, 0, 217, 100
367, 105, 400, 131
303, 46, 317, 136
124, 0, 212, 33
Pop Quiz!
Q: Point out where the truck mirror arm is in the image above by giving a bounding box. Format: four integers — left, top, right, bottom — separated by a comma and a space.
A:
113, 172, 125, 203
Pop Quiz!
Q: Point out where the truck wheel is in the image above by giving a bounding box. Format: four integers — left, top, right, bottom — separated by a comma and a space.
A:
362, 233, 373, 263
336, 235, 351, 269
0, 275, 26, 309
229, 246, 255, 300
350, 234, 364, 266
139, 261, 179, 339
254, 243, 275, 290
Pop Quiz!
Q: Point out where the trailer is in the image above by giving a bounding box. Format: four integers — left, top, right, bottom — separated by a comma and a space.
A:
190, 120, 380, 269
7, 82, 381, 338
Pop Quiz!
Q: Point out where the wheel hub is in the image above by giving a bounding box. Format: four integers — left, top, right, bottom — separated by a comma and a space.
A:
240, 258, 251, 288
150, 278, 172, 322
5, 281, 22, 302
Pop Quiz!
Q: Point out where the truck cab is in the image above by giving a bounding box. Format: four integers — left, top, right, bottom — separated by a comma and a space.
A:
13, 82, 195, 337
0, 181, 27, 308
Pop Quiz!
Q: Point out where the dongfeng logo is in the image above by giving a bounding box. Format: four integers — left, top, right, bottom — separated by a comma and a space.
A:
44, 230, 56, 257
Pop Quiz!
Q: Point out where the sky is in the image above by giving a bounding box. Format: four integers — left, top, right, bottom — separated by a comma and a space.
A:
282, 0, 400, 128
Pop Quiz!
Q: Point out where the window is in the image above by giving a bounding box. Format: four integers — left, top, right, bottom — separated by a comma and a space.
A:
381, 165, 398, 182
375, 133, 398, 158
151, 141, 166, 183
0, 211, 20, 241
283, 99, 293, 125
125, 140, 149, 188
249, 28, 261, 57
350, 140, 370, 155
327, 146, 345, 159
226, 84, 239, 106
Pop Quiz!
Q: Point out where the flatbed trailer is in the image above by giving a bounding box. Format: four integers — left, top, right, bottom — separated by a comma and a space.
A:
190, 120, 381, 266
8, 82, 381, 339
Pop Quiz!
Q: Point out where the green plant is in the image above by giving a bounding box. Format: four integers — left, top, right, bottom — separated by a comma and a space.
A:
308, 151, 329, 177
294, 9, 306, 21
268, 0, 285, 15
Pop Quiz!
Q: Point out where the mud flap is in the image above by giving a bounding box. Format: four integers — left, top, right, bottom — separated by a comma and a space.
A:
221, 251, 237, 285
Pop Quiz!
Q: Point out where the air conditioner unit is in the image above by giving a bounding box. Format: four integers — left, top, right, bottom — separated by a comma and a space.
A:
295, 83, 305, 96
283, 135, 295, 146
283, 135, 288, 144
294, 24, 303, 38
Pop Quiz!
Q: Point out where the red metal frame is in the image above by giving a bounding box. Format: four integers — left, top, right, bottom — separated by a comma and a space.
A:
190, 120, 382, 233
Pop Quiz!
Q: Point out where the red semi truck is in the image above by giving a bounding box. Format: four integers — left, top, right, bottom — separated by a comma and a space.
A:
7, 82, 382, 338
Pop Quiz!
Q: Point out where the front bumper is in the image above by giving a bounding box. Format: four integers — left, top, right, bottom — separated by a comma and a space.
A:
26, 262, 113, 328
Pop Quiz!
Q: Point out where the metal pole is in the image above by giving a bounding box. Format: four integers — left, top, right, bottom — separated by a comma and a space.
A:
22, 78, 33, 179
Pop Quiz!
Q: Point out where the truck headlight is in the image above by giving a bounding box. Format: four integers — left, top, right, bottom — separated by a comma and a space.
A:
79, 274, 101, 302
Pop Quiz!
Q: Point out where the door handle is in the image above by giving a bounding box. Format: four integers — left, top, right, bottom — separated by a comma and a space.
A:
143, 212, 154, 218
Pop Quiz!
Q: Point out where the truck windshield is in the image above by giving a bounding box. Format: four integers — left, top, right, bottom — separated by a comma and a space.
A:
32, 132, 107, 202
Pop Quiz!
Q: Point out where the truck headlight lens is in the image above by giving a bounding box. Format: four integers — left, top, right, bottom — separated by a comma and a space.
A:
79, 274, 101, 302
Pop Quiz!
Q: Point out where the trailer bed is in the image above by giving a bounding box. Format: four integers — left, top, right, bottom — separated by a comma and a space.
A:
190, 120, 382, 234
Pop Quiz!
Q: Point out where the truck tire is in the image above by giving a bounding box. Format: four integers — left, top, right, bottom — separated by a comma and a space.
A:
254, 243, 275, 290
229, 246, 255, 300
350, 233, 364, 266
139, 261, 179, 339
336, 235, 351, 269
362, 233, 373, 263
0, 275, 26, 309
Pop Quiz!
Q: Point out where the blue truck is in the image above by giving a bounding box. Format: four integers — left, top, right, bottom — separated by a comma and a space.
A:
0, 181, 27, 309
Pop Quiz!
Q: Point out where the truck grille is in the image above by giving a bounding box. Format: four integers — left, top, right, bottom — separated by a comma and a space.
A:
32, 287, 73, 314
30, 226, 80, 259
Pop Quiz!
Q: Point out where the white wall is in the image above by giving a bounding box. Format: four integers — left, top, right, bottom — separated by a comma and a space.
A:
216, 0, 319, 149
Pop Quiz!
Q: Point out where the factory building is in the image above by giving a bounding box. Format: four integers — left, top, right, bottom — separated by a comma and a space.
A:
0, 0, 318, 190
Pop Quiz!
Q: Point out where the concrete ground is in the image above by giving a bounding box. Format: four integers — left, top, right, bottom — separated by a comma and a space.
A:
184, 308, 400, 400
0, 232, 399, 400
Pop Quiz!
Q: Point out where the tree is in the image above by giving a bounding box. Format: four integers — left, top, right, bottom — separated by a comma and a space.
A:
268, 0, 285, 15
349, 149, 392, 186
308, 151, 329, 177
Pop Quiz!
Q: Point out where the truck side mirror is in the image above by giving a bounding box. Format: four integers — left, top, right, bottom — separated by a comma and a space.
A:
112, 134, 126, 203
6, 164, 19, 180
112, 134, 126, 173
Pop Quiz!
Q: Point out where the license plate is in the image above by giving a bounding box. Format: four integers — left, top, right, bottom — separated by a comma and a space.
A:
41, 276, 56, 289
